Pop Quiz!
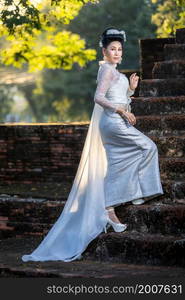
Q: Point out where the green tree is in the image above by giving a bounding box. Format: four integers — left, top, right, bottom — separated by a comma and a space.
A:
150, 0, 185, 37
0, 0, 157, 122
31, 0, 157, 122
0, 0, 98, 71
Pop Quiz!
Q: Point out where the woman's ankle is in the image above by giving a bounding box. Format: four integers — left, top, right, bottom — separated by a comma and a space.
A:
106, 207, 121, 224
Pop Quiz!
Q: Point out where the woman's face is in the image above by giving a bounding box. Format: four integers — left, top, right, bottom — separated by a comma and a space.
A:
103, 41, 123, 64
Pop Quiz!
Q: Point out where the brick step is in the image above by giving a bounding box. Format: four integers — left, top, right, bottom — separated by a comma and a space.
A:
0, 197, 65, 238
139, 78, 185, 97
84, 232, 185, 267
140, 38, 175, 73
150, 135, 185, 158
116, 204, 185, 235
135, 134, 185, 159
1, 237, 185, 278
159, 135, 185, 157
0, 188, 185, 238
0, 168, 76, 183
176, 28, 185, 44
164, 44, 185, 60
0, 156, 184, 187
160, 179, 185, 203
1, 263, 185, 278
159, 157, 185, 180
0, 182, 72, 202
135, 114, 185, 136
132, 96, 185, 115
0, 221, 52, 239
0, 198, 65, 225
152, 60, 185, 79
1, 230, 185, 269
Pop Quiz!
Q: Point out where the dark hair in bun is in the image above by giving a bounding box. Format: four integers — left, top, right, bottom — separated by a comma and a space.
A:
99, 27, 126, 49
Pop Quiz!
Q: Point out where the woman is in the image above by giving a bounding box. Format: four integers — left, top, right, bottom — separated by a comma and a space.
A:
21, 27, 164, 263
95, 27, 164, 227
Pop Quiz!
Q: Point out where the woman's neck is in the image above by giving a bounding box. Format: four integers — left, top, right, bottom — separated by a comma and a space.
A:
106, 61, 117, 68
99, 60, 117, 68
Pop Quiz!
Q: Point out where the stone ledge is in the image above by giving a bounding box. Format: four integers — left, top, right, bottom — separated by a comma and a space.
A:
135, 114, 185, 136
139, 78, 185, 97
132, 95, 185, 115
0, 122, 90, 126
1, 236, 185, 278
84, 232, 185, 267
116, 204, 185, 235
164, 44, 185, 60
153, 60, 185, 79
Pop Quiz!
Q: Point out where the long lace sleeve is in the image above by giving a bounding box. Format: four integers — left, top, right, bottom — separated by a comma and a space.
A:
94, 64, 118, 113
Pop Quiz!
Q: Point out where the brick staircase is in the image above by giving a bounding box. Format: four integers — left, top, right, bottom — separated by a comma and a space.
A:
0, 28, 185, 277
82, 28, 185, 267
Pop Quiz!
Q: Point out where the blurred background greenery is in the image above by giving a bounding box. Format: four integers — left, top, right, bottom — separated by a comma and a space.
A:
0, 0, 184, 122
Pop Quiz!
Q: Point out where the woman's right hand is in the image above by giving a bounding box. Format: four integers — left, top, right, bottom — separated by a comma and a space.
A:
116, 108, 136, 125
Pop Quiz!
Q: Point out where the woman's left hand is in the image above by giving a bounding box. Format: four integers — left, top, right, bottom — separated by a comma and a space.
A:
129, 73, 139, 90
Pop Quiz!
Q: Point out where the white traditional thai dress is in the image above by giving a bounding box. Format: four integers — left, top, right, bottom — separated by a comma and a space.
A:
21, 61, 164, 263
94, 61, 164, 207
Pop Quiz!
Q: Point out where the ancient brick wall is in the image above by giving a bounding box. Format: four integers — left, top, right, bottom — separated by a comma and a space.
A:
0, 123, 88, 186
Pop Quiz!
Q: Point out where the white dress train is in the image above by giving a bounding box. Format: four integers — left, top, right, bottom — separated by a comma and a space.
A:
22, 102, 108, 262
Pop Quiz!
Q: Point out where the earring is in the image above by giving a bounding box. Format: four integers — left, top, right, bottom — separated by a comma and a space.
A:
118, 57, 122, 64
103, 55, 108, 62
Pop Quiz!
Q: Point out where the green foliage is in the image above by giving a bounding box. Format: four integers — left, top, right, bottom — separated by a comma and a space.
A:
150, 0, 185, 37
0, 29, 96, 71
0, 1, 99, 33
0, 0, 98, 71
0, 0, 157, 122
0, 0, 40, 34
29, 0, 157, 122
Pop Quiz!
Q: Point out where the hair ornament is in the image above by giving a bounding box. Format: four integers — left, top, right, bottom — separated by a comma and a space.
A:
99, 29, 126, 47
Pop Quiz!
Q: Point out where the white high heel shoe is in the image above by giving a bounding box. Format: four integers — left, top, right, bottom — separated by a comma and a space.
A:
106, 217, 127, 233
104, 208, 127, 233
132, 198, 145, 205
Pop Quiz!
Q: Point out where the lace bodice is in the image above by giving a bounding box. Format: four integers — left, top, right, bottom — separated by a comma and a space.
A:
94, 62, 134, 113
